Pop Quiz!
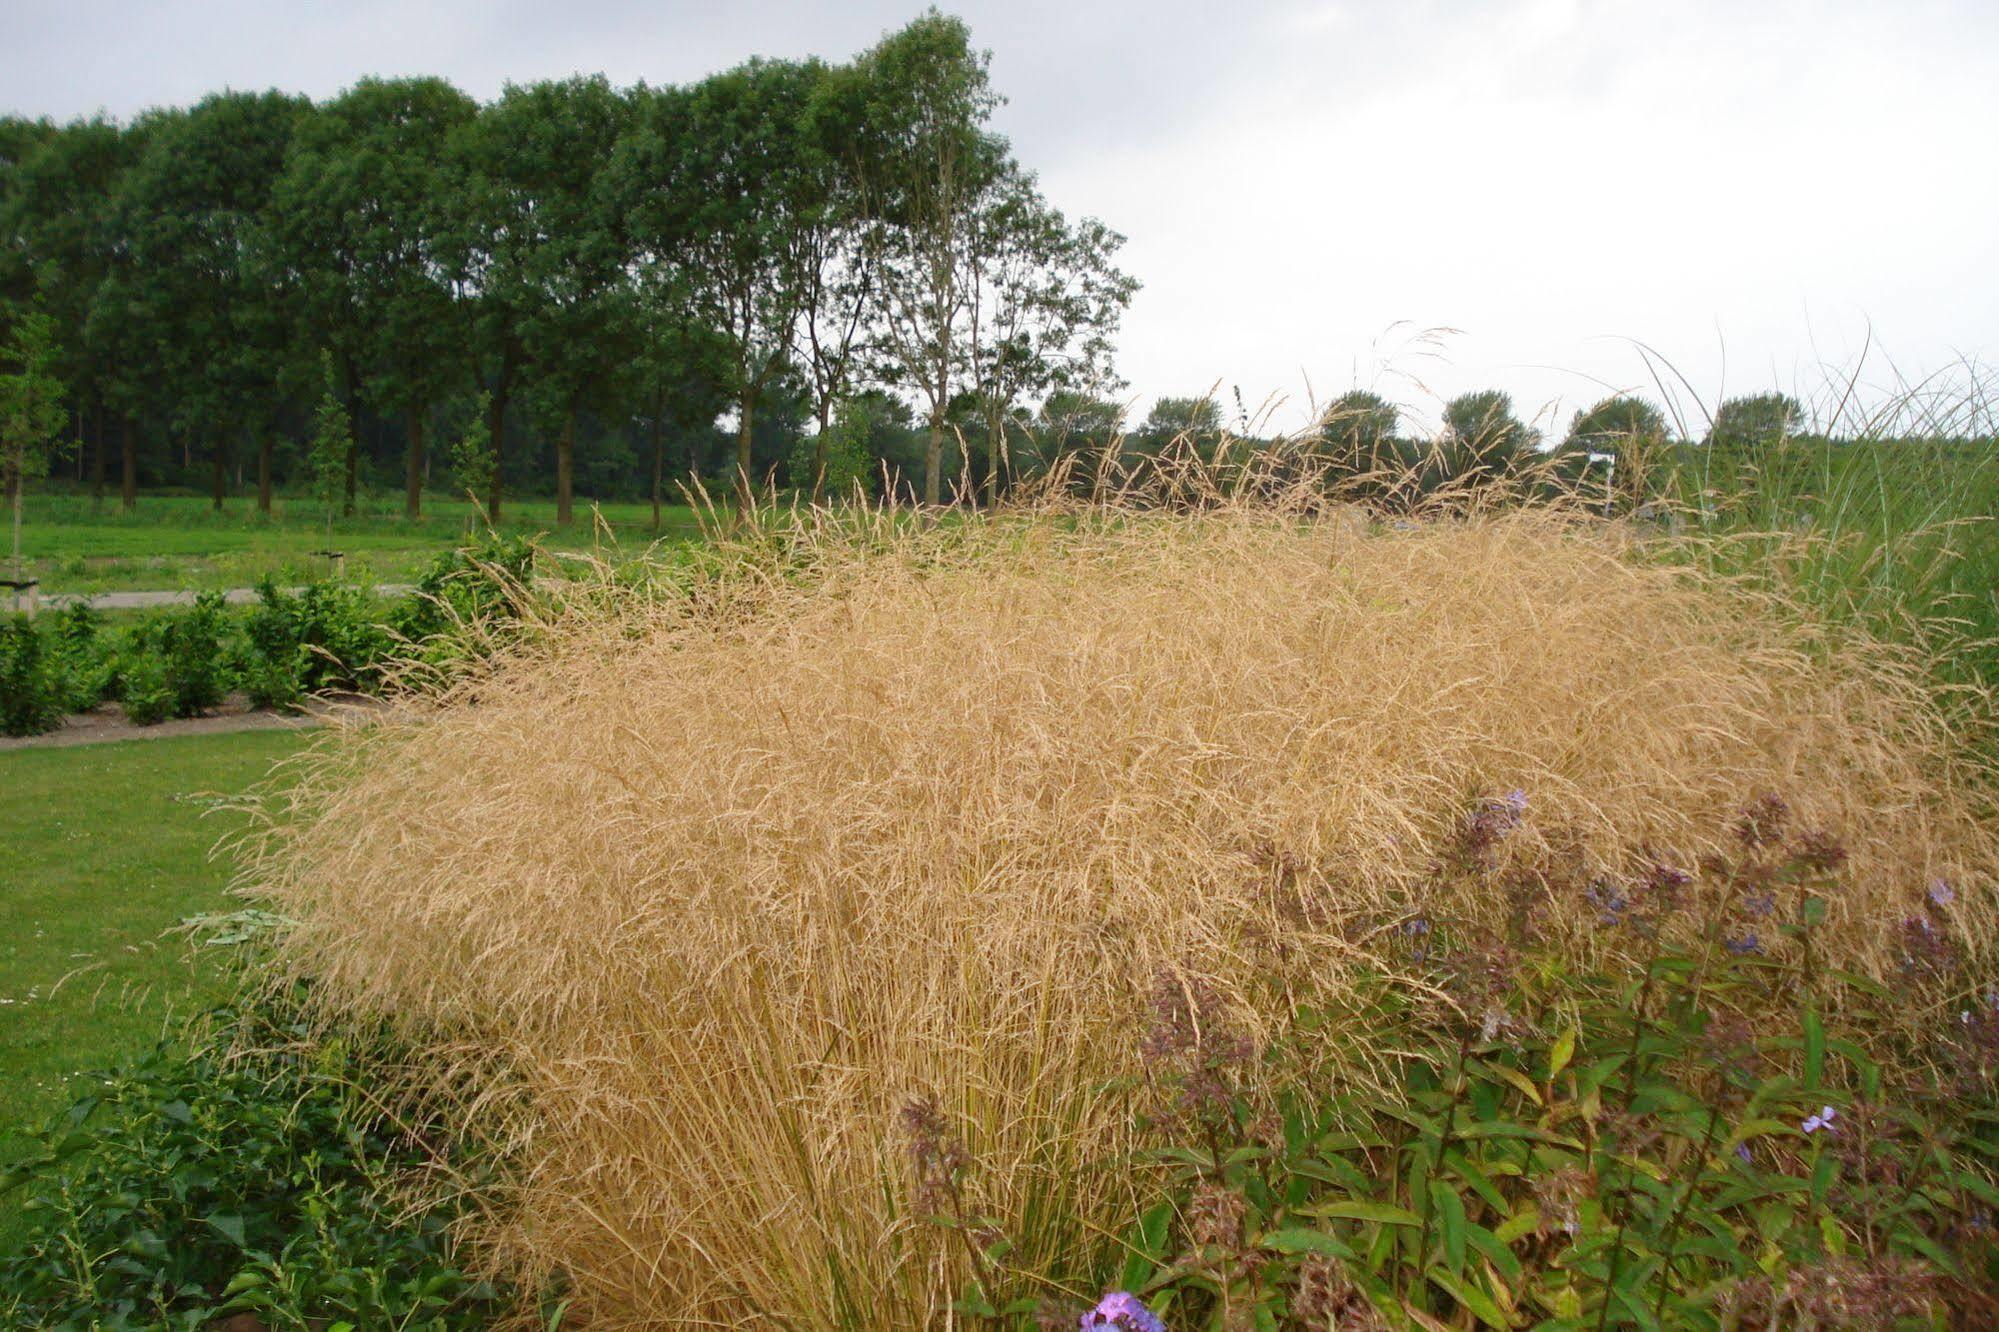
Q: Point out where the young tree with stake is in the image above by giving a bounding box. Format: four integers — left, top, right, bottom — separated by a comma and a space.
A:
0, 309, 67, 609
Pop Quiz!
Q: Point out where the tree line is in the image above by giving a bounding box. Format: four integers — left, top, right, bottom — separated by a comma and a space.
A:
0, 13, 1139, 525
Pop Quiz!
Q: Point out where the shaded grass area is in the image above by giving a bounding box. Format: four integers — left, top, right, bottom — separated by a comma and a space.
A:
0, 731, 306, 1195
12, 492, 714, 594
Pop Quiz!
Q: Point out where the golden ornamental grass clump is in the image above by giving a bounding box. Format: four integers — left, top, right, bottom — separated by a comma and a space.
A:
243, 500, 1997, 1328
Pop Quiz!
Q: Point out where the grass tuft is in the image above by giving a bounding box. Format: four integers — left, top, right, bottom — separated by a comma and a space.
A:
241, 491, 1999, 1326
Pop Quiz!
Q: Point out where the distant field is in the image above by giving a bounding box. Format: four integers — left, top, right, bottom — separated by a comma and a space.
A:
0, 730, 307, 1204
10, 493, 715, 595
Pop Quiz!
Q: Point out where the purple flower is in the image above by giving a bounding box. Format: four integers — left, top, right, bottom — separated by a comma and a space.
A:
1928, 879, 1956, 908
1802, 1105, 1837, 1135
1082, 1292, 1167, 1332
1585, 881, 1630, 928
1502, 789, 1528, 816
1743, 890, 1776, 918
1725, 933, 1761, 956
1735, 1143, 1754, 1164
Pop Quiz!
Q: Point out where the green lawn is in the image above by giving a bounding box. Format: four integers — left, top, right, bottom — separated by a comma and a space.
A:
0, 731, 309, 1195
12, 492, 715, 594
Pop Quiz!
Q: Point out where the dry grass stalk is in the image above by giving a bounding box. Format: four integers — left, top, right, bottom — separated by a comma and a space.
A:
240, 490, 1997, 1328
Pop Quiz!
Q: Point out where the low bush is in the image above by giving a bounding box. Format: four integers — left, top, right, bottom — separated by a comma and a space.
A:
0, 995, 517, 1331
0, 612, 63, 735
244, 577, 395, 694
0, 543, 537, 731
46, 601, 118, 712
117, 650, 175, 725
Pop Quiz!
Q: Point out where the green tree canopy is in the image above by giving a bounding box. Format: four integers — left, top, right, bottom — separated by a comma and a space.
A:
1708, 392, 1803, 450
1565, 395, 1667, 453
275, 77, 477, 518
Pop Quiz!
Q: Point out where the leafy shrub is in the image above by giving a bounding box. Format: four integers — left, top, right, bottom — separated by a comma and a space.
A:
0, 998, 514, 1331
245, 577, 393, 694
392, 533, 538, 671
789, 398, 876, 497
162, 590, 231, 714
120, 592, 234, 721
240, 644, 304, 712
46, 601, 117, 711
0, 612, 63, 735
118, 650, 174, 725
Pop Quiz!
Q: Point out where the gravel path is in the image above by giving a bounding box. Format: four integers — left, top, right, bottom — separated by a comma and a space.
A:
35, 584, 415, 611
0, 693, 389, 751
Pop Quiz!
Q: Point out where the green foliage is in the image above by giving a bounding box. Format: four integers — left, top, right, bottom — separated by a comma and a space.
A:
117, 650, 174, 725
45, 599, 117, 711
307, 353, 354, 538
791, 397, 875, 495
1439, 389, 1534, 484
396, 531, 539, 656
448, 389, 495, 516
0, 998, 513, 1330
0, 612, 62, 735
1142, 396, 1222, 441
1319, 390, 1400, 474
244, 577, 394, 694
1565, 395, 1668, 454
0, 307, 68, 488
1708, 392, 1803, 451
2, 306, 69, 580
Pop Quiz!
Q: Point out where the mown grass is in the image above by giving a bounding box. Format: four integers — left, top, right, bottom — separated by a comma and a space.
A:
11, 492, 714, 594
0, 731, 307, 1196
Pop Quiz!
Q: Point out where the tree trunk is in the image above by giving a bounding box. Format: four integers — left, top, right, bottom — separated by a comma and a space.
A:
8, 466, 21, 587
404, 407, 425, 520
811, 401, 832, 503
556, 406, 576, 528
924, 413, 944, 508
341, 359, 361, 517
984, 417, 1004, 507
89, 408, 106, 510
486, 381, 508, 525
735, 388, 756, 507
210, 439, 227, 511
120, 416, 137, 511
651, 409, 665, 532
257, 434, 273, 516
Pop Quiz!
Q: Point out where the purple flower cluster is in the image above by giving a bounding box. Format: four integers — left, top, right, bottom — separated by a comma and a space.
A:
1458, 789, 1529, 868
1080, 1292, 1166, 1332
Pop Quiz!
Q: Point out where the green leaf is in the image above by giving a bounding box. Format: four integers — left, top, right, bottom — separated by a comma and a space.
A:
1261, 1227, 1356, 1261
1425, 1267, 1510, 1330
1119, 1201, 1173, 1291
1491, 1207, 1539, 1245
1298, 1199, 1424, 1227
1432, 1181, 1469, 1274
203, 1212, 247, 1248
1722, 1118, 1796, 1151
1802, 1008, 1825, 1087
1548, 1026, 1577, 1080
1479, 1060, 1544, 1107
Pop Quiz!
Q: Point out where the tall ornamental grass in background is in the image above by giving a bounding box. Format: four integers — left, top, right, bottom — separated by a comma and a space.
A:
1640, 354, 1999, 693
238, 471, 1999, 1328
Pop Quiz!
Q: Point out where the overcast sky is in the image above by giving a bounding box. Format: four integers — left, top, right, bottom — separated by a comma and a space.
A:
7, 0, 1995, 435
